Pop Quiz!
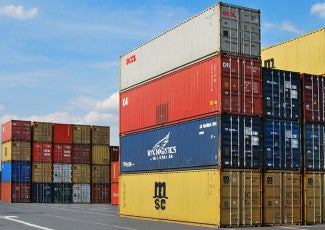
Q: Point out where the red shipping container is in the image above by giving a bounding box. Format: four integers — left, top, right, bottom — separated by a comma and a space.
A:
72, 144, 91, 164
32, 142, 52, 163
120, 55, 262, 134
53, 123, 73, 144
111, 162, 119, 183
1, 182, 31, 203
91, 184, 110, 203
53, 144, 72, 163
111, 183, 119, 205
110, 146, 119, 162
302, 74, 325, 123
2, 120, 31, 142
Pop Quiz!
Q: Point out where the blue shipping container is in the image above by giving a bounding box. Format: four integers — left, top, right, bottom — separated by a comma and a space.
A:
32, 183, 52, 203
120, 115, 261, 172
304, 123, 325, 171
262, 68, 301, 120
263, 119, 301, 170
1, 161, 31, 182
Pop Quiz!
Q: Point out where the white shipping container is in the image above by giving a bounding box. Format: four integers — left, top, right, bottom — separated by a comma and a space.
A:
120, 2, 260, 91
72, 184, 91, 203
53, 163, 72, 183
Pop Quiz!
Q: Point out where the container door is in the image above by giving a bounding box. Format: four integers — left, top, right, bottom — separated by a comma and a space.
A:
283, 121, 301, 169
264, 172, 282, 224
264, 120, 282, 169
305, 173, 322, 224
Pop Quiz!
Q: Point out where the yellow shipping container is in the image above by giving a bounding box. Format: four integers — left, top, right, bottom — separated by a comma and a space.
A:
92, 145, 110, 165
1, 141, 31, 162
304, 172, 325, 224
32, 163, 52, 183
119, 169, 262, 227
73, 125, 91, 144
92, 165, 110, 184
263, 170, 302, 225
91, 126, 110, 145
32, 121, 52, 142
72, 164, 91, 183
262, 28, 325, 75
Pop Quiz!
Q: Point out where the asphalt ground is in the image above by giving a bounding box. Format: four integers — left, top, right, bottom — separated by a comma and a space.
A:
0, 202, 325, 230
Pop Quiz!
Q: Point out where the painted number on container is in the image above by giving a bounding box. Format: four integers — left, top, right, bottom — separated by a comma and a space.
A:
153, 182, 168, 210
126, 54, 136, 65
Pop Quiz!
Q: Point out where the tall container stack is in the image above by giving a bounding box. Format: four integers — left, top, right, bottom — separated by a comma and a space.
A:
110, 146, 119, 205
262, 68, 302, 225
301, 73, 325, 224
31, 122, 53, 203
91, 126, 110, 203
1, 120, 32, 203
120, 2, 263, 227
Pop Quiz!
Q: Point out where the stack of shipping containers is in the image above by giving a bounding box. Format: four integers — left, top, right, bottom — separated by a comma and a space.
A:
110, 146, 119, 205
91, 126, 111, 203
1, 120, 31, 202
119, 2, 263, 227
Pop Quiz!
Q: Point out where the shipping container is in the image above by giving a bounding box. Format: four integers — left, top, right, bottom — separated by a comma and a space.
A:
32, 183, 52, 203
304, 123, 325, 171
121, 115, 261, 173
53, 163, 72, 183
263, 119, 301, 170
120, 2, 260, 91
262, 68, 301, 120
91, 184, 110, 203
72, 184, 91, 203
262, 28, 325, 76
91, 126, 110, 145
32, 163, 52, 183
32, 121, 52, 142
301, 74, 325, 123
110, 146, 119, 162
1, 161, 31, 182
120, 169, 261, 227
111, 182, 119, 205
263, 170, 302, 225
72, 164, 91, 183
53, 143, 72, 163
53, 183, 72, 203
2, 120, 31, 142
1, 141, 31, 162
53, 123, 73, 144
32, 142, 52, 163
1, 182, 31, 203
304, 172, 325, 224
92, 165, 110, 184
73, 125, 91, 144
92, 145, 110, 165
111, 162, 119, 183
120, 55, 262, 134
72, 144, 91, 164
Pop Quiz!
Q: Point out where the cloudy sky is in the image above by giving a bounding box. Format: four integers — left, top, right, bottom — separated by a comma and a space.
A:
0, 0, 324, 146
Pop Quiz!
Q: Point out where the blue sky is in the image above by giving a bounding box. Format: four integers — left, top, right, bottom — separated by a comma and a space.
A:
0, 0, 324, 146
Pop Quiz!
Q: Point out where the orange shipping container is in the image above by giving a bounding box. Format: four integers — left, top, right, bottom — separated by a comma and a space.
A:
111, 162, 119, 183
111, 183, 119, 205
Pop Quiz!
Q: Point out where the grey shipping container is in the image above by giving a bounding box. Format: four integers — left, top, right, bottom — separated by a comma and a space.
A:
72, 184, 91, 203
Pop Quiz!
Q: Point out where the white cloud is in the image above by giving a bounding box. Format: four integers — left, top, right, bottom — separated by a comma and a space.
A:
68, 97, 98, 111
264, 22, 276, 29
281, 21, 304, 34
95, 91, 119, 111
311, 2, 325, 18
0, 5, 38, 20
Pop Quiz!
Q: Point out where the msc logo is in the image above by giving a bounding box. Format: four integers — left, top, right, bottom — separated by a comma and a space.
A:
264, 58, 275, 68
153, 182, 168, 210
126, 54, 136, 65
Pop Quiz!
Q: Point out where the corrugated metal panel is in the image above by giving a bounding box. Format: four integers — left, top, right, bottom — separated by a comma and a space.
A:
262, 28, 325, 76
120, 55, 262, 134
262, 68, 301, 120
53, 123, 73, 144
121, 115, 261, 173
263, 170, 302, 225
1, 182, 31, 203
120, 169, 261, 227
53, 183, 72, 203
91, 184, 110, 203
111, 162, 119, 183
92, 145, 110, 165
72, 144, 91, 164
73, 125, 91, 144
53, 144, 72, 163
32, 121, 52, 142
301, 74, 325, 123
72, 164, 91, 183
304, 123, 325, 171
263, 119, 301, 170
1, 141, 31, 162
72, 184, 91, 203
32, 183, 52, 203
111, 182, 119, 205
92, 165, 110, 184
110, 146, 119, 162
91, 126, 110, 145
120, 3, 260, 91
32, 142, 52, 163
32, 163, 52, 183
1, 120, 31, 142
53, 163, 72, 183
1, 161, 31, 182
